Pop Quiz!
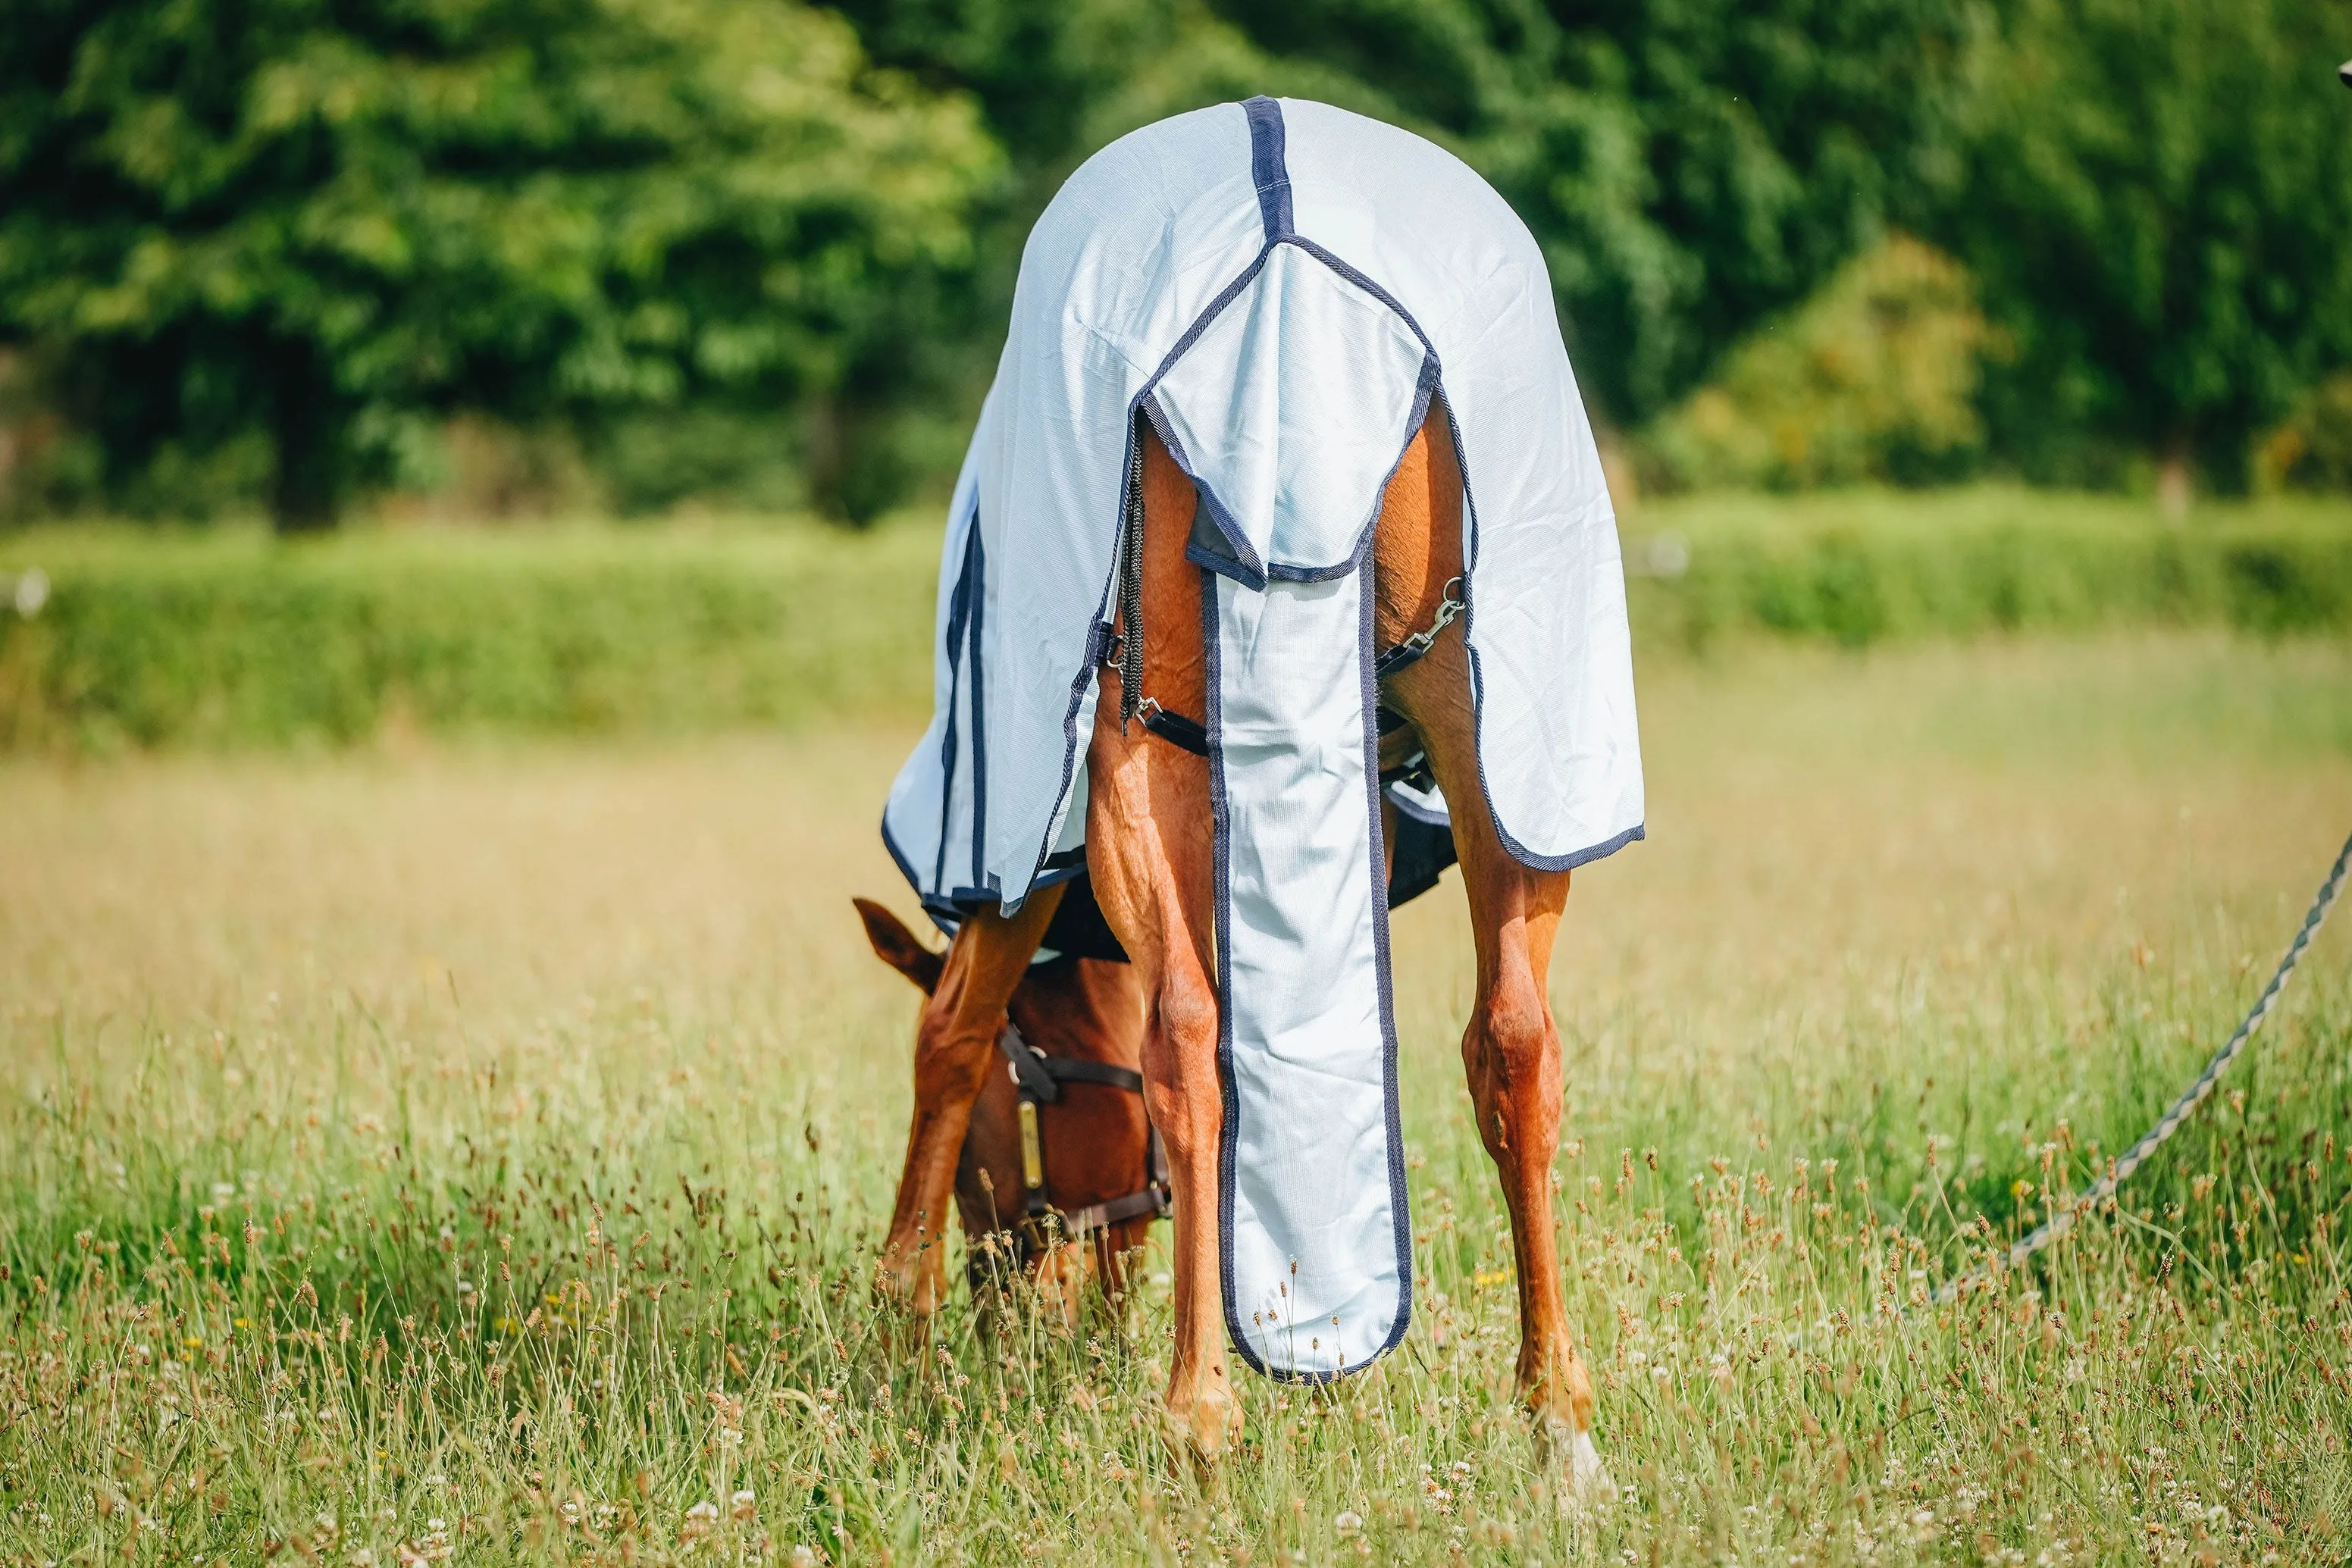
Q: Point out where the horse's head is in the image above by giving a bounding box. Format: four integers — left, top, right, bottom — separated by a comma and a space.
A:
852, 897, 1155, 1300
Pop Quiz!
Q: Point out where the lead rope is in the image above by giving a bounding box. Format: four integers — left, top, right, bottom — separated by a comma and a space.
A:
1937, 828, 2352, 1302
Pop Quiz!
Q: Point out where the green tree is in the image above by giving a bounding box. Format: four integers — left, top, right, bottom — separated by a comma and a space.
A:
838, 0, 1978, 431
1639, 234, 1996, 490
1220, 0, 1981, 425
1952, 0, 2352, 492
0, 0, 997, 527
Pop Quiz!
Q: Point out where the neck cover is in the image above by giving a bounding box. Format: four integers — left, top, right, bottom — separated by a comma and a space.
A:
883, 98, 1644, 1379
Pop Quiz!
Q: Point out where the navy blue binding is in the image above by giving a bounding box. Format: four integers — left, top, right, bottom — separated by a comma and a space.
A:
1353, 524, 1416, 1376
1244, 97, 1294, 240
966, 526, 989, 894
932, 508, 981, 892
1204, 568, 1252, 1374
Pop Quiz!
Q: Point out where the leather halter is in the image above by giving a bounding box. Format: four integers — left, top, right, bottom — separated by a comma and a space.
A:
988, 1021, 1171, 1259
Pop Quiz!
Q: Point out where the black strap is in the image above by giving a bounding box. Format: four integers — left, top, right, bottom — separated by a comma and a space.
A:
1379, 751, 1437, 793
1142, 703, 1209, 756
1060, 1179, 1173, 1238
986, 1024, 1171, 1253
996, 1025, 1149, 1098
1041, 1057, 1146, 1093
997, 1025, 1061, 1103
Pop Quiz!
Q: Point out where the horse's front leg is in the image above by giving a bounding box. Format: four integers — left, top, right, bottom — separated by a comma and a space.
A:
876, 890, 1063, 1316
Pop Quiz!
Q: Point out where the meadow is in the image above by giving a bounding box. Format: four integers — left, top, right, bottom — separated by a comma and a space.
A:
2, 625, 2350, 1565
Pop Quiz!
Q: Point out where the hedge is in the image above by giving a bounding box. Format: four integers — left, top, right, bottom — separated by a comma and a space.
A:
0, 521, 941, 750
1624, 487, 2352, 650
0, 490, 2344, 749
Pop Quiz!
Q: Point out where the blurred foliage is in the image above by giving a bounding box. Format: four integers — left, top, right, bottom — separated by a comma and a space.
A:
1220, 0, 1979, 427
1636, 236, 1997, 491
2, 0, 2351, 522
0, 520, 941, 747
0, 0, 999, 529
837, 0, 1979, 430
2253, 371, 2352, 496
5, 493, 2348, 749
1949, 0, 2352, 492
1627, 489, 2352, 652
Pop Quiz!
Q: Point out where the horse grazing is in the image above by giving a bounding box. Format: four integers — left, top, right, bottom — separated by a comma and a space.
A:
854, 897, 1163, 1315
871, 96, 1642, 1498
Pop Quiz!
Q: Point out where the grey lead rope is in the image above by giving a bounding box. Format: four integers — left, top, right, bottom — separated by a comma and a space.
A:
1937, 828, 2352, 1303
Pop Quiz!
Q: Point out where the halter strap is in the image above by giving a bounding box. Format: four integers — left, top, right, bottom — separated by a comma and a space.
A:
990, 1023, 1172, 1250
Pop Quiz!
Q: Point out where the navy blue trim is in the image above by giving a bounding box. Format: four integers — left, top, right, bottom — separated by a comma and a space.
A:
1142, 391, 1268, 590
1283, 236, 1437, 358
881, 808, 922, 890
1205, 571, 1250, 1373
966, 526, 989, 894
1243, 97, 1293, 241
1265, 559, 1360, 584
1552, 820, 1645, 872
1356, 537, 1415, 1376
1139, 246, 1276, 412
932, 507, 981, 893
884, 810, 965, 939
1368, 351, 1443, 552
938, 858, 1088, 916
938, 856, 1086, 912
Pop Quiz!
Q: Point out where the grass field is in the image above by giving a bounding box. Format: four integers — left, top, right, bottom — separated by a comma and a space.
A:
3, 631, 2350, 1565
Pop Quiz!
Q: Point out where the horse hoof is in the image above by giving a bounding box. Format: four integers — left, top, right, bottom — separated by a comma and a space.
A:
1542, 1419, 1618, 1508
1160, 1386, 1245, 1464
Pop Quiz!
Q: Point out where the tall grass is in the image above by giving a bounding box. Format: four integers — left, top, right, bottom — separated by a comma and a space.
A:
2, 634, 2348, 1563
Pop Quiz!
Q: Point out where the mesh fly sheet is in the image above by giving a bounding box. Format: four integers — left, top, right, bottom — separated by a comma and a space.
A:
882, 98, 1643, 1378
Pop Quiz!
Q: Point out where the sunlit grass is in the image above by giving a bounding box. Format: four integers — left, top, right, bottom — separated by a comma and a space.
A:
2, 633, 2348, 1564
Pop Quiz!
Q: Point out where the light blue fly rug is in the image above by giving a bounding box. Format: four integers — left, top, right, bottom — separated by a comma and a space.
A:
883, 98, 1643, 1380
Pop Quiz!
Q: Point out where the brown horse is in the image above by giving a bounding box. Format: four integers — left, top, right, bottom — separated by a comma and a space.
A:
872, 404, 1611, 1494
854, 897, 1160, 1316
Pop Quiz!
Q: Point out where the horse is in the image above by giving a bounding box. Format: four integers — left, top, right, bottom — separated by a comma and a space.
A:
869, 97, 1640, 1499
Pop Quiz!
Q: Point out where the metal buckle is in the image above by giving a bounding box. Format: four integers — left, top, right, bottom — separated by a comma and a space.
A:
1392, 577, 1464, 663
1017, 1101, 1044, 1191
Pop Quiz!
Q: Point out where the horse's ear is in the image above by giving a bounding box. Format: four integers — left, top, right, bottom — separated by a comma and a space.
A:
853, 897, 946, 994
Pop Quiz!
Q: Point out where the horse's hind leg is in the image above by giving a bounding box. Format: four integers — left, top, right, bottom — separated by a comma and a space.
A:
1376, 416, 1612, 1499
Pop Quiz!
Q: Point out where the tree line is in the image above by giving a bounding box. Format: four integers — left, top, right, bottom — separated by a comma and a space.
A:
2, 0, 2347, 529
